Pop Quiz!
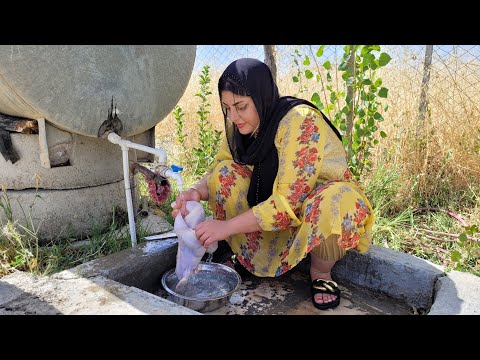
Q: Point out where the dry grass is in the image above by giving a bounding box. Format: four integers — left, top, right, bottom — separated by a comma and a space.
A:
376, 59, 480, 209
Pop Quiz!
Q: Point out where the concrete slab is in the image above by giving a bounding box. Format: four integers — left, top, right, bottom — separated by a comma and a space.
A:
154, 268, 412, 315
429, 270, 480, 315
0, 269, 197, 315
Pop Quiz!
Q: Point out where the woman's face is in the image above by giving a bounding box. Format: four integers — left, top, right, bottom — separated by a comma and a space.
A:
221, 91, 260, 135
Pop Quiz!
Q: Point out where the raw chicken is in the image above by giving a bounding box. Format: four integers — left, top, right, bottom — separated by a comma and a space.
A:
173, 201, 217, 290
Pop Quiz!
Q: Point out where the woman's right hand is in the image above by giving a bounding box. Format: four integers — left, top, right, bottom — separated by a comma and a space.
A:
171, 188, 202, 218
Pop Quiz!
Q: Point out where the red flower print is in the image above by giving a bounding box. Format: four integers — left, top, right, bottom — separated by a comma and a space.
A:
273, 211, 290, 230
219, 172, 236, 197
298, 117, 319, 144
287, 178, 311, 205
246, 231, 261, 252
232, 163, 252, 178
215, 202, 225, 220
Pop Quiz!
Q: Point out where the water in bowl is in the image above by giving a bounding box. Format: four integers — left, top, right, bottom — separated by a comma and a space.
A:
173, 270, 232, 299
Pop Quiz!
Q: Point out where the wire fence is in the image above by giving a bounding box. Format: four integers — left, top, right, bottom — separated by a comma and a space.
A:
191, 45, 480, 118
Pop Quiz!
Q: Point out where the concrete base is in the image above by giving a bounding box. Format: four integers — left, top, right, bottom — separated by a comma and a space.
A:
332, 246, 444, 311
1, 129, 123, 190
1, 181, 127, 241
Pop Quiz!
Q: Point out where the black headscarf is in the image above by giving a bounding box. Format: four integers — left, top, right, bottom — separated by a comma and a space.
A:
218, 58, 342, 207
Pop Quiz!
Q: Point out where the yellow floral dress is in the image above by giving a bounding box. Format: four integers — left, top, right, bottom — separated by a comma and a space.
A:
206, 105, 375, 277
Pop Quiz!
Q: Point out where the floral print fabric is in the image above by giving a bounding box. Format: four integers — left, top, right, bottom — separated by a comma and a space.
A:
206, 105, 374, 277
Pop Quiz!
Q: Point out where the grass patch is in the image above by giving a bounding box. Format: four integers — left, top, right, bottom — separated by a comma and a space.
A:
1, 189, 151, 277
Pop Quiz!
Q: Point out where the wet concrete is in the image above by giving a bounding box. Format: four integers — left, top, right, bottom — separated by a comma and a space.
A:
154, 267, 412, 315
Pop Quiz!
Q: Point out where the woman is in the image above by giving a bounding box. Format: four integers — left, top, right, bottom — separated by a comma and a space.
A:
172, 58, 374, 310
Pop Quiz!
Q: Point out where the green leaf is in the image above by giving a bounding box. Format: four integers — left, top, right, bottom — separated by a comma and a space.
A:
338, 61, 349, 71
450, 250, 462, 262
330, 92, 337, 102
316, 46, 325, 57
384, 104, 389, 112
379, 52, 392, 67
374, 78, 383, 87
303, 56, 310, 66
373, 139, 379, 145
341, 105, 350, 115
360, 45, 371, 56
311, 92, 321, 104
378, 87, 389, 98
362, 53, 375, 66
323, 60, 331, 70
362, 78, 372, 85
326, 72, 332, 82
380, 131, 387, 138
458, 233, 468, 244
374, 112, 384, 121
305, 70, 314, 79
325, 104, 335, 113
293, 76, 299, 82
464, 225, 479, 234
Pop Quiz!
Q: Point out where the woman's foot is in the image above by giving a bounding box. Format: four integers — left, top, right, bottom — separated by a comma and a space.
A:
310, 256, 338, 307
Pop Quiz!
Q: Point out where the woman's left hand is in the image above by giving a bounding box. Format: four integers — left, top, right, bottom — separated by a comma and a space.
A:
195, 220, 231, 249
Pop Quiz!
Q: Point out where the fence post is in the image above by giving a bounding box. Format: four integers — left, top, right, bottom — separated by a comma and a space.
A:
263, 45, 277, 84
417, 45, 434, 139
346, 45, 356, 160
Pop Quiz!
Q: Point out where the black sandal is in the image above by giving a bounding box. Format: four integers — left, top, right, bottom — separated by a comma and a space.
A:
311, 278, 341, 310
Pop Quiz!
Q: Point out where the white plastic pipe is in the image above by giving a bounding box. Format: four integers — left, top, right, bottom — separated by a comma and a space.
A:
107, 132, 183, 246
108, 132, 167, 165
120, 145, 137, 245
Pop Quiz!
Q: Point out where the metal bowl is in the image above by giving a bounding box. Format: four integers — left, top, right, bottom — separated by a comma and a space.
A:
161, 262, 241, 313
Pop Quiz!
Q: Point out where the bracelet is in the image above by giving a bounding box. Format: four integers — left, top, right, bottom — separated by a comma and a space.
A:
189, 187, 202, 199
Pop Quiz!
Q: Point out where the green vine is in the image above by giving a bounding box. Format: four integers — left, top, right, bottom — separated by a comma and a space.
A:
293, 45, 391, 179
